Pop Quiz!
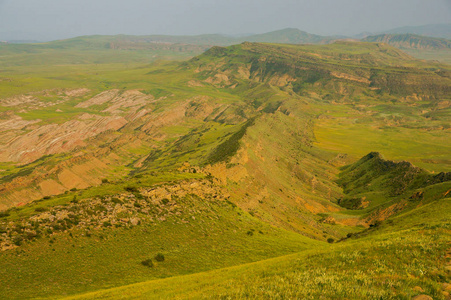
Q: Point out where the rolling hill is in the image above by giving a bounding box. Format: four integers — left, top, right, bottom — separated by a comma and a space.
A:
0, 40, 450, 299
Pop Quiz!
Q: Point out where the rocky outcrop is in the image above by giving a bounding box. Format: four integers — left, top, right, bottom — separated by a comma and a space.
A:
0, 179, 228, 251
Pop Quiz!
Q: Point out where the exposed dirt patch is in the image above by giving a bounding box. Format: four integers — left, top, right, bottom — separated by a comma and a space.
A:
0, 114, 127, 163
0, 113, 40, 132
187, 80, 204, 87
365, 200, 409, 225
76, 89, 154, 114
64, 88, 90, 97
101, 90, 154, 114
0, 153, 112, 210
75, 89, 120, 108
0, 89, 91, 111
330, 72, 371, 84
204, 73, 231, 86
268, 74, 295, 87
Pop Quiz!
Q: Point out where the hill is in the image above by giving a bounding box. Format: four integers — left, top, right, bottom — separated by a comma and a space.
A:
0, 41, 449, 299
386, 23, 451, 39
238, 28, 333, 44
62, 197, 451, 299
363, 34, 451, 50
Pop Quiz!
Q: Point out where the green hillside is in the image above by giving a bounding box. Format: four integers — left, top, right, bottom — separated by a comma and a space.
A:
0, 41, 449, 299
63, 198, 451, 299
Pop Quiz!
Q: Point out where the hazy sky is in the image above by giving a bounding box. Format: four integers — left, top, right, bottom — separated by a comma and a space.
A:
0, 0, 450, 40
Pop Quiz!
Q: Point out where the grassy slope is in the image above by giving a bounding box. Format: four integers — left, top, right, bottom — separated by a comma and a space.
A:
64, 198, 451, 300
403, 48, 451, 65
0, 41, 450, 299
0, 179, 323, 299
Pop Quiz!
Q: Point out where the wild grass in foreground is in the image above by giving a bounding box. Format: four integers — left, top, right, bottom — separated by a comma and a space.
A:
64, 199, 451, 300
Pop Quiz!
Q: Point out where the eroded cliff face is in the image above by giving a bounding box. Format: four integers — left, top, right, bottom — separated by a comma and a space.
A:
0, 89, 160, 164
0, 89, 152, 207
0, 114, 127, 163
0, 86, 247, 209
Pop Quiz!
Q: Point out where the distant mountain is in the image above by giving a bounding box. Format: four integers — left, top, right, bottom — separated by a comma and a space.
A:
110, 34, 237, 46
363, 34, 451, 50
238, 28, 334, 44
107, 28, 335, 46
385, 24, 451, 39
2, 40, 41, 44
1, 28, 335, 49
353, 31, 374, 39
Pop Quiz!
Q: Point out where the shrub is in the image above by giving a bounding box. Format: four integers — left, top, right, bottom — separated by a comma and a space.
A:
161, 198, 169, 205
35, 207, 48, 212
154, 253, 165, 262
94, 205, 107, 212
12, 235, 23, 246
25, 231, 37, 240
0, 211, 10, 218
247, 231, 254, 236
124, 186, 139, 193
101, 178, 109, 184
111, 197, 122, 204
141, 259, 153, 267
43, 196, 51, 200
226, 200, 237, 208
369, 220, 382, 228
327, 238, 335, 243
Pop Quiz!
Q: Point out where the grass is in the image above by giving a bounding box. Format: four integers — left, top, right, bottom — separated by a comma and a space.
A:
403, 48, 451, 65
0, 189, 323, 299
313, 100, 451, 172
63, 198, 451, 300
